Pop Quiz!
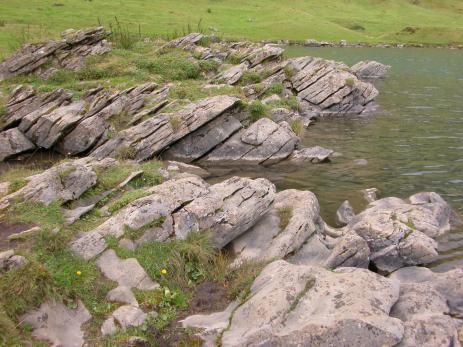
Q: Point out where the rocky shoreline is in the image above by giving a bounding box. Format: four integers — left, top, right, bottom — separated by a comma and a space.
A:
0, 28, 462, 347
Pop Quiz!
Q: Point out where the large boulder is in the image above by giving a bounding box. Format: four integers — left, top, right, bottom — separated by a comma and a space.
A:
70, 175, 209, 259
351, 60, 391, 79
231, 189, 321, 266
288, 56, 378, 116
203, 118, 299, 165
390, 267, 463, 347
0, 128, 35, 161
344, 192, 458, 273
173, 176, 276, 248
184, 260, 404, 347
91, 95, 241, 161
0, 27, 110, 81
0, 157, 116, 209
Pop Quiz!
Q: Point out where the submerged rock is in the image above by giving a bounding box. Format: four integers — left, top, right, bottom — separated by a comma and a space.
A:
21, 300, 91, 347
185, 260, 403, 347
351, 60, 391, 79
290, 146, 333, 163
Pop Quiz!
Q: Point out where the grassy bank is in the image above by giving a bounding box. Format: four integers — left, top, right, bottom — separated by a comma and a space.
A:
1, 0, 463, 58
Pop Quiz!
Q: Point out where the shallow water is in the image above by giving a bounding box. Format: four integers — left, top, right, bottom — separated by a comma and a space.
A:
212, 46, 463, 271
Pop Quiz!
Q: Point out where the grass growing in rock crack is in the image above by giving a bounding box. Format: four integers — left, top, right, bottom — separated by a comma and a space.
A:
107, 190, 151, 214
277, 207, 293, 230
290, 119, 303, 136
248, 100, 268, 122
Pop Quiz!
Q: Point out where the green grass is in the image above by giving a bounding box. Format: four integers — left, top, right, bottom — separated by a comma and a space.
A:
0, 0, 462, 58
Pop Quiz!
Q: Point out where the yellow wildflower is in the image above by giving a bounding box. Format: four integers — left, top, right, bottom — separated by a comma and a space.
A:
161, 269, 167, 275
76, 271, 82, 276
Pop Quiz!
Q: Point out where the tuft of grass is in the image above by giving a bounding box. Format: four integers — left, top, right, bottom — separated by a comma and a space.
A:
266, 82, 284, 96
123, 216, 166, 241
290, 119, 303, 136
107, 190, 150, 214
277, 207, 293, 230
137, 50, 200, 81
7, 201, 64, 231
170, 116, 182, 131
345, 77, 355, 87
269, 96, 301, 112
225, 53, 243, 65
284, 65, 296, 79
226, 260, 269, 302
109, 17, 142, 50
199, 59, 220, 73
248, 101, 267, 122
240, 71, 262, 85
128, 161, 163, 189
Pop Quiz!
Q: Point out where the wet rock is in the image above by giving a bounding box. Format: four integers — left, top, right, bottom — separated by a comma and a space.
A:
390, 267, 463, 347
96, 249, 158, 290
362, 187, 379, 202
0, 27, 110, 81
187, 260, 403, 347
111, 305, 147, 329
106, 286, 139, 307
162, 113, 242, 163
204, 118, 298, 165
288, 56, 378, 116
173, 176, 276, 248
335, 200, 355, 226
70, 175, 209, 259
351, 60, 391, 79
345, 192, 457, 273
0, 128, 35, 161
21, 300, 91, 347
231, 189, 321, 266
159, 161, 211, 180
0, 157, 115, 209
290, 146, 333, 163
91, 95, 241, 161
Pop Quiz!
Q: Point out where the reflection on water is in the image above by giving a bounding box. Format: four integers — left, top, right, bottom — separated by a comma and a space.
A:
214, 46, 463, 271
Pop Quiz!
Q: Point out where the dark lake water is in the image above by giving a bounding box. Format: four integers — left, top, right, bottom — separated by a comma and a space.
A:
214, 46, 463, 271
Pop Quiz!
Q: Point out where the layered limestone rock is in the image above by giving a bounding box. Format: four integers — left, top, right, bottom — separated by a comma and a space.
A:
70, 175, 209, 259
184, 260, 404, 347
344, 192, 458, 273
0, 27, 110, 81
0, 157, 117, 209
0, 128, 35, 161
91, 95, 241, 161
351, 60, 391, 79
390, 267, 463, 347
230, 189, 321, 266
288, 56, 379, 116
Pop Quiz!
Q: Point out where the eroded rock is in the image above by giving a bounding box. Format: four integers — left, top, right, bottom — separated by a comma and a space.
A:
351, 60, 391, 79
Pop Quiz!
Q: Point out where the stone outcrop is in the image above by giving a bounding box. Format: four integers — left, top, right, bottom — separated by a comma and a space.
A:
0, 27, 110, 81
173, 176, 276, 248
289, 57, 379, 116
344, 192, 457, 273
0, 128, 35, 161
290, 146, 333, 164
184, 260, 404, 347
390, 267, 463, 347
21, 300, 91, 347
70, 175, 209, 259
231, 189, 321, 266
0, 157, 116, 209
351, 60, 391, 79
203, 118, 299, 165
91, 95, 241, 161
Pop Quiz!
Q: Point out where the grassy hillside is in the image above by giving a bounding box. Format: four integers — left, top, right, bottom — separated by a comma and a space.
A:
0, 0, 463, 56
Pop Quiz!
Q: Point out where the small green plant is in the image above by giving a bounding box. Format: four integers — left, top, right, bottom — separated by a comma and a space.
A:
284, 65, 296, 79
7, 179, 27, 194
206, 8, 212, 13
345, 77, 355, 87
137, 50, 200, 80
128, 161, 163, 189
123, 217, 166, 241
109, 17, 142, 50
115, 145, 137, 160
199, 59, 220, 73
107, 190, 150, 214
170, 116, 182, 131
277, 207, 293, 230
248, 101, 267, 122
240, 71, 262, 85
267, 82, 284, 96
225, 53, 243, 65
290, 119, 303, 136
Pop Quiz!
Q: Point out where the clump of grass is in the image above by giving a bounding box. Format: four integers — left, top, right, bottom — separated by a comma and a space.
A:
115, 145, 137, 160
225, 53, 242, 65
137, 50, 200, 80
345, 77, 355, 87
199, 59, 220, 73
7, 201, 64, 231
349, 23, 365, 31
107, 190, 150, 214
123, 216, 166, 241
170, 116, 182, 131
266, 82, 284, 96
226, 260, 269, 302
290, 119, 303, 136
284, 65, 296, 79
269, 96, 301, 112
128, 161, 163, 189
109, 17, 142, 50
240, 71, 262, 85
277, 207, 293, 230
248, 101, 267, 122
